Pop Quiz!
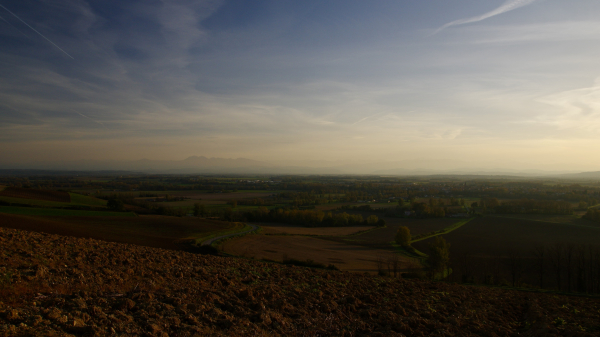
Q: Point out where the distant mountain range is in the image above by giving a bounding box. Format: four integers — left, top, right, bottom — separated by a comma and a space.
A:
0, 156, 342, 175
554, 171, 600, 179
1, 156, 599, 179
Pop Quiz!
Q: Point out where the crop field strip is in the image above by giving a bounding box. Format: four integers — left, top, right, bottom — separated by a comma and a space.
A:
0, 206, 135, 217
0, 187, 70, 202
259, 224, 375, 236
0, 213, 235, 251
0, 193, 107, 208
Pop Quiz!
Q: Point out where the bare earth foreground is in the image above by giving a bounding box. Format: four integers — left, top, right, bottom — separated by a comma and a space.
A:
1, 228, 600, 336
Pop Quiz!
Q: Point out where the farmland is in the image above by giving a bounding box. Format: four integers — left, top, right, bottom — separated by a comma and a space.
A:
220, 217, 463, 273
0, 213, 236, 251
3, 226, 600, 336
0, 206, 134, 217
413, 215, 600, 259
219, 234, 415, 273
323, 216, 457, 249
2, 173, 600, 288
413, 215, 600, 290
0, 187, 71, 202
259, 223, 374, 236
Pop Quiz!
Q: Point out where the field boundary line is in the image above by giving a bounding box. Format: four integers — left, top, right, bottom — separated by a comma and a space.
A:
410, 217, 476, 244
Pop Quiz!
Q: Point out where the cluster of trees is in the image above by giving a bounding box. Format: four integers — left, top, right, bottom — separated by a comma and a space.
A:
246, 207, 385, 227
410, 202, 446, 217
394, 226, 451, 280
428, 237, 450, 279
454, 244, 600, 293
583, 208, 600, 222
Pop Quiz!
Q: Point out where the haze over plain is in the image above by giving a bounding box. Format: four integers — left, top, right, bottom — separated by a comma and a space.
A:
1, 0, 600, 173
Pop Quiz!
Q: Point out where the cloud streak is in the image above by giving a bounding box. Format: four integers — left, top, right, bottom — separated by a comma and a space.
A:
0, 3, 74, 59
0, 13, 29, 37
434, 0, 539, 34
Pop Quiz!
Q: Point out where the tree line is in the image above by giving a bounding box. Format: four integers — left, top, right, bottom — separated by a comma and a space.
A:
246, 207, 385, 227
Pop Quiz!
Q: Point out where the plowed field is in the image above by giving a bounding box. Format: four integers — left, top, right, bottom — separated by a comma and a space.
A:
1, 227, 600, 336
0, 187, 70, 202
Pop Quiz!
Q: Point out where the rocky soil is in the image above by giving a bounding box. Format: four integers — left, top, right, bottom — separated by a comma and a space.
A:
1, 227, 599, 336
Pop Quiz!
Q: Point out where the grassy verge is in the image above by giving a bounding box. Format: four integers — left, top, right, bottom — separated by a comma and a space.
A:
0, 206, 136, 217
410, 217, 475, 244
193, 222, 253, 246
211, 224, 261, 247
391, 241, 428, 259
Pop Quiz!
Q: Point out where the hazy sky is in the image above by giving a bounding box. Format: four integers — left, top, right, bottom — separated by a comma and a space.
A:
1, 0, 600, 171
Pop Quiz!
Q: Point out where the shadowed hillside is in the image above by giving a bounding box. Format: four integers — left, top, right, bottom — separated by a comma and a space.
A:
1, 227, 599, 336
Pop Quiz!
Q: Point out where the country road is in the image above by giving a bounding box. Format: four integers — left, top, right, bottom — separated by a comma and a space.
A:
201, 224, 258, 246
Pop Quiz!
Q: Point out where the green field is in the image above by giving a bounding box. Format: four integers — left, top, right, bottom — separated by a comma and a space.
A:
69, 193, 108, 206
0, 206, 135, 217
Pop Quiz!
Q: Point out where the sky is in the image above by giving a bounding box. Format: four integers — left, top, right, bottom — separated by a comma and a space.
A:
1, 0, 600, 173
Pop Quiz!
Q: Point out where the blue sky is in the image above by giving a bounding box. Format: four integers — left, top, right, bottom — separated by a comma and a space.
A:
1, 0, 600, 172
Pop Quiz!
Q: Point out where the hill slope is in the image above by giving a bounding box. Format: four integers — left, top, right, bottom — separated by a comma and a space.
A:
0, 227, 599, 336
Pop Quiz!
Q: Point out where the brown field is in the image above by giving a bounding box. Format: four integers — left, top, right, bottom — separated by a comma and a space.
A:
5, 227, 600, 336
259, 223, 374, 236
0, 213, 234, 251
0, 187, 71, 202
412, 215, 600, 286
219, 234, 416, 273
413, 215, 600, 258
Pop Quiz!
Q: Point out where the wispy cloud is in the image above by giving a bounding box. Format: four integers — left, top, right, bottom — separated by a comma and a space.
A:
0, 3, 74, 59
535, 78, 600, 133
0, 13, 28, 37
351, 112, 386, 125
72, 111, 108, 130
434, 0, 540, 35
